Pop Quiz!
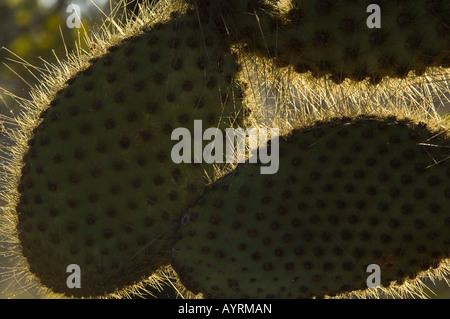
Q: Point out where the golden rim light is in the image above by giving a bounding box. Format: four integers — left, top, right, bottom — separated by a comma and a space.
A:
0, 0, 448, 299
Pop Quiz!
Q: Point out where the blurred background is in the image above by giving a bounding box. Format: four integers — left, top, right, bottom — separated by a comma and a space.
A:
0, 0, 143, 104
0, 0, 448, 299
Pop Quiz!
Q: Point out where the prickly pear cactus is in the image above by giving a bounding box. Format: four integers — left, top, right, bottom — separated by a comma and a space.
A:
278, 0, 450, 83
193, 0, 450, 83
172, 115, 450, 298
1, 0, 449, 300
10, 8, 244, 298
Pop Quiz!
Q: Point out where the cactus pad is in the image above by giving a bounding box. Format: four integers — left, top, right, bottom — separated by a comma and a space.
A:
15, 11, 243, 298
172, 115, 450, 298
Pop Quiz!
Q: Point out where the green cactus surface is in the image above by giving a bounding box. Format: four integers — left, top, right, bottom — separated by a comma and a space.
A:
1, 0, 449, 300
193, 0, 450, 83
172, 115, 450, 298
14, 10, 243, 298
